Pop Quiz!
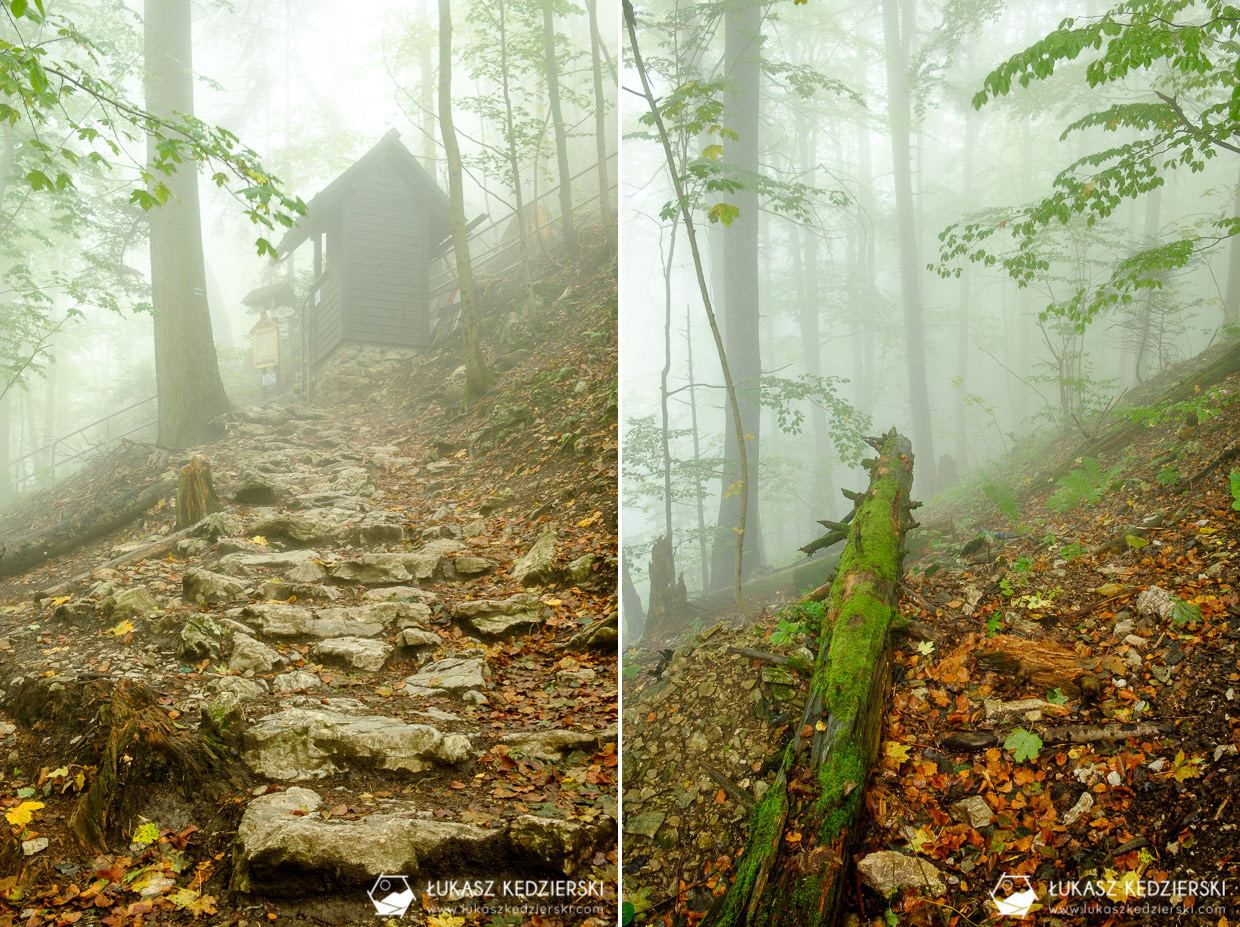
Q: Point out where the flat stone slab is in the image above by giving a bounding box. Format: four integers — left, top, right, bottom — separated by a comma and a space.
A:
182, 567, 248, 605
241, 707, 473, 779
403, 655, 489, 695
499, 728, 613, 762
228, 634, 285, 674
231, 604, 386, 639
231, 787, 503, 893
311, 636, 393, 672
330, 542, 465, 585
216, 549, 327, 581
857, 851, 945, 897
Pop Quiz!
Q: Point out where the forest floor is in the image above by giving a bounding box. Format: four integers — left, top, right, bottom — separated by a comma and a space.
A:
622, 341, 1240, 926
0, 228, 618, 927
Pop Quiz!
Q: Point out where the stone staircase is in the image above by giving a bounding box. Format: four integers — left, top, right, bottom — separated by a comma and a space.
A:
0, 403, 616, 923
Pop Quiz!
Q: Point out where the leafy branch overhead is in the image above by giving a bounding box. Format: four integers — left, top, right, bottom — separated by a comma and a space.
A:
0, 0, 305, 255
936, 0, 1240, 328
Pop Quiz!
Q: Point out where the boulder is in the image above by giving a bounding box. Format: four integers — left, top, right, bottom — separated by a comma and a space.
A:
233, 475, 284, 506
856, 851, 945, 897
271, 670, 322, 693
249, 513, 338, 548
256, 581, 339, 602
396, 628, 440, 651
193, 512, 243, 540
216, 549, 327, 581
362, 586, 439, 606
453, 556, 497, 577
241, 708, 473, 779
182, 567, 248, 605
514, 529, 557, 586
230, 787, 502, 893
564, 553, 597, 585
563, 612, 618, 653
179, 616, 222, 661
232, 603, 387, 639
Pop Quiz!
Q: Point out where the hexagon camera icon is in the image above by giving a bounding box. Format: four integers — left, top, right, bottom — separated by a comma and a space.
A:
369, 874, 414, 918
990, 874, 1036, 918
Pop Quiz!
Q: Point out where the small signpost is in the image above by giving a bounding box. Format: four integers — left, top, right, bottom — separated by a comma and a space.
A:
251, 314, 280, 399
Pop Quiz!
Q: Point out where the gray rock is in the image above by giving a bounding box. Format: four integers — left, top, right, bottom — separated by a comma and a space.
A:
480, 488, 517, 516
231, 787, 502, 893
318, 601, 431, 630
331, 466, 372, 494
1136, 585, 1176, 621
454, 594, 544, 639
499, 727, 613, 762
249, 513, 337, 548
271, 670, 322, 693
101, 586, 158, 621
233, 603, 387, 639
564, 553, 596, 585
330, 543, 464, 585
396, 628, 440, 651
949, 796, 994, 829
624, 811, 665, 840
404, 655, 490, 695
241, 708, 472, 779
983, 698, 1052, 723
256, 581, 339, 602
510, 815, 596, 875
209, 676, 268, 699
228, 633, 285, 673
856, 851, 945, 897
194, 512, 243, 540
563, 612, 618, 653
217, 549, 327, 581
1062, 791, 1094, 825
514, 530, 557, 586
345, 513, 406, 547
179, 616, 222, 661
233, 475, 284, 506
311, 637, 393, 672
183, 567, 249, 605
362, 586, 440, 606
453, 556, 497, 577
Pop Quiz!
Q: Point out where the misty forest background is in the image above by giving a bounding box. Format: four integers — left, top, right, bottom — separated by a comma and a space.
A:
620, 0, 1240, 630
0, 0, 615, 490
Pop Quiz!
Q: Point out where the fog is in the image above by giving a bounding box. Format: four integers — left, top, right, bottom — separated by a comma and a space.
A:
620, 0, 1231, 628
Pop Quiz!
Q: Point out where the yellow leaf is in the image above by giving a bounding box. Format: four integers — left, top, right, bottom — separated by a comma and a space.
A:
577, 510, 602, 528
5, 800, 44, 826
884, 741, 911, 765
543, 597, 562, 607
702, 144, 724, 160
427, 917, 466, 927
249, 535, 269, 546
108, 619, 134, 636
50, 595, 72, 606
907, 826, 935, 853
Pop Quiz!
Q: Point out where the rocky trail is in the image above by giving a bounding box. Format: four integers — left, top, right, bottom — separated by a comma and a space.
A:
0, 236, 618, 926
623, 342, 1240, 926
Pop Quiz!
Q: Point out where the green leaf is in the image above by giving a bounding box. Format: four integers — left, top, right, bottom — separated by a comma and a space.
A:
622, 901, 635, 925
11, 0, 27, 17
1125, 534, 1148, 549
1047, 688, 1068, 706
24, 169, 50, 191
702, 144, 724, 160
132, 821, 160, 845
706, 202, 741, 227
1004, 728, 1043, 763
1170, 599, 1201, 627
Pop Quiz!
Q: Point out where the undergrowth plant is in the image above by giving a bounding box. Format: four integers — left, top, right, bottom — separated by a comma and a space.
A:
1123, 385, 1239, 429
1046, 457, 1124, 512
1229, 469, 1240, 512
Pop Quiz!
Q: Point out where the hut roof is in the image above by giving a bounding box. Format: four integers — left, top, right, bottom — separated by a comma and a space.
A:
276, 129, 451, 255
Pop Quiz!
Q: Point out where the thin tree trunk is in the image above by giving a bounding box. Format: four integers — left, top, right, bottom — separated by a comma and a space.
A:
144, 0, 230, 450
422, 0, 437, 167
497, 0, 536, 291
0, 392, 10, 502
1224, 165, 1240, 326
660, 219, 678, 542
709, 0, 763, 590
955, 105, 977, 471
1132, 185, 1162, 382
585, 0, 613, 248
439, 0, 493, 400
624, 0, 748, 607
684, 303, 708, 592
542, 0, 577, 256
880, 0, 935, 493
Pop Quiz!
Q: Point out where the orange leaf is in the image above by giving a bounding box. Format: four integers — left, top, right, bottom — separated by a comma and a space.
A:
714, 789, 726, 804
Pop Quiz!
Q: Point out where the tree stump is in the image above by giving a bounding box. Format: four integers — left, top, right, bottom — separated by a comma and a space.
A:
175, 456, 221, 530
644, 534, 688, 639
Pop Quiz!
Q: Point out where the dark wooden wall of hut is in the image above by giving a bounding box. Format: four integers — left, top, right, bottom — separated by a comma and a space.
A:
343, 156, 430, 347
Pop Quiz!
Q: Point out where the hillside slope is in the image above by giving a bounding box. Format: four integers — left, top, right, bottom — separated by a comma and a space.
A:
0, 231, 617, 927
622, 342, 1240, 925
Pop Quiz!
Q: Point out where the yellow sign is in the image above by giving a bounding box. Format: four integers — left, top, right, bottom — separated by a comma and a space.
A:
252, 319, 279, 369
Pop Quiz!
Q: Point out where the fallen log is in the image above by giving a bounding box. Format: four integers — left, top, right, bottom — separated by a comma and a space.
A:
36, 524, 196, 600
688, 554, 841, 617
939, 720, 1173, 752
705, 429, 916, 927
975, 634, 1122, 697
0, 475, 176, 581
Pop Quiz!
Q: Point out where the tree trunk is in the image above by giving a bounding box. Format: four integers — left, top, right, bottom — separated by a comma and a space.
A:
497, 0, 536, 294
954, 106, 976, 473
439, 0, 493, 400
0, 392, 10, 502
709, 0, 763, 590
706, 429, 917, 927
880, 0, 935, 494
660, 219, 678, 543
1224, 165, 1240, 326
585, 0, 613, 248
542, 0, 577, 256
175, 456, 221, 529
621, 556, 645, 640
144, 0, 231, 450
644, 534, 688, 639
685, 304, 709, 592
1132, 185, 1163, 382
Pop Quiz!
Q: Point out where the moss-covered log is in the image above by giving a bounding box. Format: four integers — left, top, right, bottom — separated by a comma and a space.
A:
705, 428, 915, 927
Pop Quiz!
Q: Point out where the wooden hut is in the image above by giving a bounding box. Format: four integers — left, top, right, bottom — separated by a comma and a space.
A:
277, 130, 451, 366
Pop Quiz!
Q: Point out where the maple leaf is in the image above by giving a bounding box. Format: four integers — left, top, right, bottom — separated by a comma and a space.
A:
907, 826, 935, 854
884, 741, 912, 765
5, 800, 43, 827
1005, 728, 1043, 763
1168, 750, 1202, 782
131, 822, 160, 845
427, 916, 466, 927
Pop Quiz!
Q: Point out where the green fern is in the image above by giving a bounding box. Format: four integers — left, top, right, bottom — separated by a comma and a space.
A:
982, 479, 1021, 522
1046, 457, 1123, 512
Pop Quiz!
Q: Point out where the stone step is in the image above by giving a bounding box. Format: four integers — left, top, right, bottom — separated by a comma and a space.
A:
230, 786, 609, 893
227, 601, 430, 640
240, 699, 475, 780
